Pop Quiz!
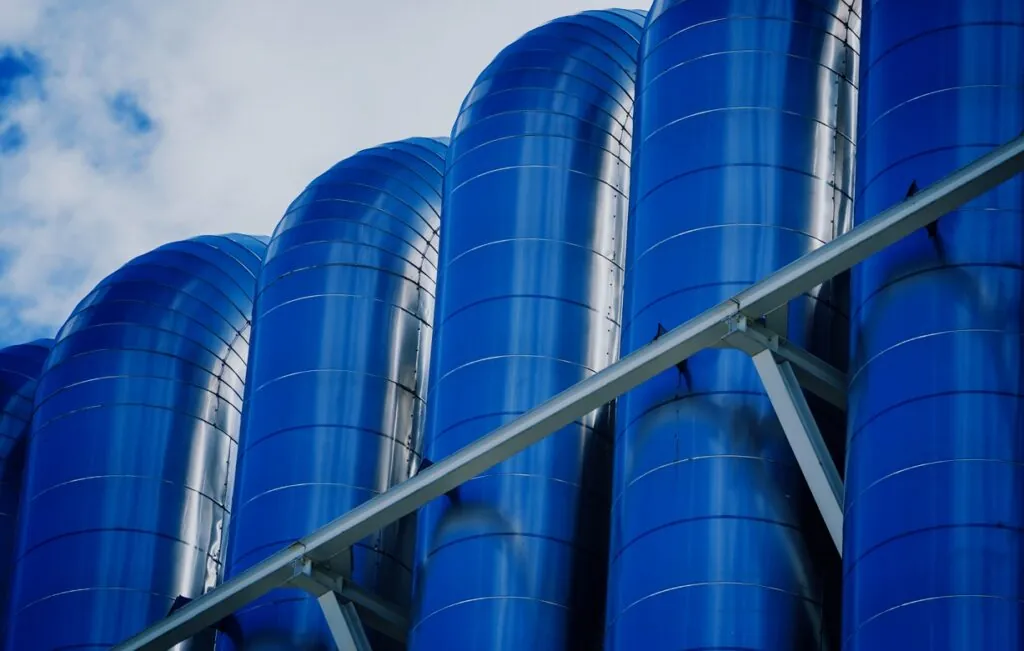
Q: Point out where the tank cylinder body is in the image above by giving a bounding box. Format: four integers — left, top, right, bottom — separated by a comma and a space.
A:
0, 339, 51, 642
607, 1, 859, 648
409, 9, 645, 650
220, 138, 446, 650
4, 234, 267, 650
845, 1, 1024, 648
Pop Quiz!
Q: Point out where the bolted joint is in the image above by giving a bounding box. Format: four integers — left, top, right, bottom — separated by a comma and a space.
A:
287, 557, 411, 643
724, 314, 848, 410
288, 558, 342, 597
723, 314, 779, 356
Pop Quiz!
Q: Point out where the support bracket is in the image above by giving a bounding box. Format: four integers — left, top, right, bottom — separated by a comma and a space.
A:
288, 558, 409, 645
752, 349, 844, 555
318, 592, 373, 651
725, 315, 847, 410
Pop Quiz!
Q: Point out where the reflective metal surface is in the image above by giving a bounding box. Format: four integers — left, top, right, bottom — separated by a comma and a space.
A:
0, 339, 51, 644
220, 138, 446, 650
409, 9, 644, 650
845, 1, 1024, 648
608, 1, 859, 648
105, 137, 1024, 651
5, 234, 267, 651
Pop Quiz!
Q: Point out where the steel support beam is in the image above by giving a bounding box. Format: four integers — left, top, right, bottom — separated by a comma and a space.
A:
112, 133, 1024, 651
724, 315, 847, 409
289, 560, 409, 643
732, 133, 1024, 319
753, 350, 844, 554
318, 592, 373, 651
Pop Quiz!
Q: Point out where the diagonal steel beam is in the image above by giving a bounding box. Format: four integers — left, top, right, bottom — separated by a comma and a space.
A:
723, 315, 848, 409
753, 351, 844, 554
318, 594, 373, 651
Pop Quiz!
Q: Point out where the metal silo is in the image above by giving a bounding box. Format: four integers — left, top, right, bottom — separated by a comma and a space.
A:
607, 1, 859, 649
845, 1, 1024, 648
409, 9, 644, 650
220, 137, 446, 650
0, 339, 51, 642
5, 234, 267, 650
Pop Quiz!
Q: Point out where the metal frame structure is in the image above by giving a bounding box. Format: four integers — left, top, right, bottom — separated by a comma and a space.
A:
721, 314, 846, 553
752, 348, 845, 551
112, 135, 1024, 650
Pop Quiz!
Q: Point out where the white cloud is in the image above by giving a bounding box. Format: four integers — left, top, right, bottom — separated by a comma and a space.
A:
0, 0, 636, 342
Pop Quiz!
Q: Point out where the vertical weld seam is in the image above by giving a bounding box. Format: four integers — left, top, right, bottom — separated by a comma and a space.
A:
413, 195, 435, 469
830, 21, 844, 242
421, 215, 442, 290
413, 262, 425, 477
825, 14, 856, 648
609, 80, 632, 366
841, 11, 856, 238
213, 326, 237, 591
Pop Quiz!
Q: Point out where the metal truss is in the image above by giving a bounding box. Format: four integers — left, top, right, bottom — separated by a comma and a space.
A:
112, 135, 1024, 650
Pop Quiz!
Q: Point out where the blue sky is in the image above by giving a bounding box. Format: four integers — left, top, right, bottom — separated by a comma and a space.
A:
0, 1, 630, 348
0, 49, 41, 154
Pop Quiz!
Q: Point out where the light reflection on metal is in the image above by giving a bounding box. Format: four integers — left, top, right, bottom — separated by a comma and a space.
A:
220, 138, 446, 650
4, 234, 267, 650
0, 339, 51, 644
844, 1, 1024, 648
607, 1, 860, 648
410, 9, 646, 650
109, 130, 1024, 651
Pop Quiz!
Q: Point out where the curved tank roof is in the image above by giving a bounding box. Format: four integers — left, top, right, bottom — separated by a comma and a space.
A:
411, 9, 645, 650
4, 234, 267, 650
221, 137, 446, 650
0, 339, 51, 643
846, 0, 1024, 648
608, 0, 858, 648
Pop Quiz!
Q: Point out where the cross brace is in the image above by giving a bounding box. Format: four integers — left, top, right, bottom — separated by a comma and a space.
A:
725, 316, 845, 554
318, 594, 372, 651
288, 558, 409, 647
723, 314, 847, 409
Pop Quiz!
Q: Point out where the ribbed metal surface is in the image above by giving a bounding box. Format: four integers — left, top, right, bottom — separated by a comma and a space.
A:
608, 1, 859, 648
5, 234, 267, 650
0, 339, 51, 643
409, 9, 644, 650
845, 2, 1024, 648
220, 137, 447, 650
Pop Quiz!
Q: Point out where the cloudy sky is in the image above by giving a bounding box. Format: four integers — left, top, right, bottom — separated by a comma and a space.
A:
0, 0, 636, 346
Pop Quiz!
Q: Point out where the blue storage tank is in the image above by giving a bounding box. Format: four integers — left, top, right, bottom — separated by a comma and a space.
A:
4, 234, 267, 650
607, 1, 859, 649
409, 9, 645, 650
845, 1, 1024, 648
220, 137, 447, 650
0, 339, 51, 642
